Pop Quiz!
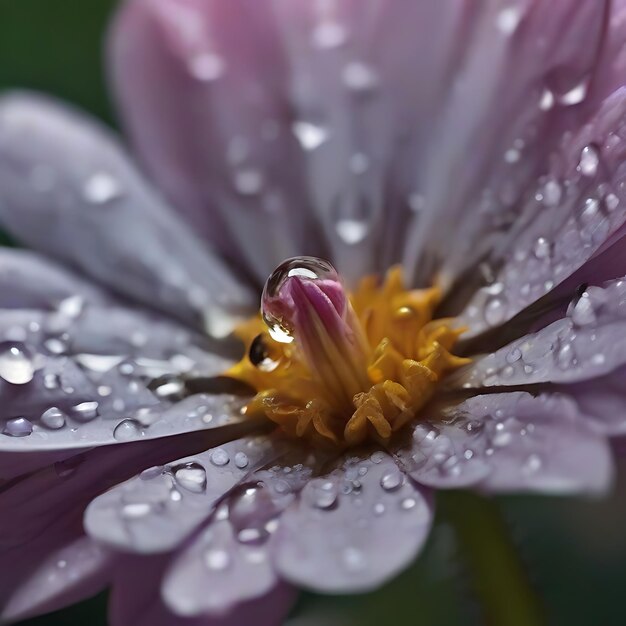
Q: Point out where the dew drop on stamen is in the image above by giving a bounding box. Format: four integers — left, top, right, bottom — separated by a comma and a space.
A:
0, 342, 35, 385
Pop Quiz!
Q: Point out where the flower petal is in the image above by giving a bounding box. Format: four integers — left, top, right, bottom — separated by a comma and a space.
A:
109, 0, 323, 283
1, 534, 112, 623
272, 452, 432, 593
460, 85, 626, 337
162, 450, 315, 615
84, 436, 281, 554
110, 554, 296, 626
425, 392, 613, 494
0, 92, 254, 335
455, 276, 626, 389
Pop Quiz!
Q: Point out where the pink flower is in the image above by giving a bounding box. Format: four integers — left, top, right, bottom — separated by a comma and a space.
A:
1, 1, 626, 624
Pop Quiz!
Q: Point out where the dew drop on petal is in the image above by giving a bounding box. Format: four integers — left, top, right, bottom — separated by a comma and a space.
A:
533, 237, 550, 259
380, 469, 403, 492
523, 453, 542, 474
342, 547, 366, 571
0, 342, 35, 385
310, 479, 338, 510
3, 416, 33, 437
400, 497, 417, 511
83, 172, 122, 205
558, 79, 588, 106
292, 121, 328, 151
204, 549, 231, 571
496, 6, 522, 34
188, 52, 225, 81
311, 20, 347, 49
484, 296, 507, 327
122, 502, 152, 519
210, 447, 230, 466
542, 179, 562, 206
335, 218, 370, 244
40, 407, 67, 430
578, 145, 600, 177
173, 462, 207, 493
69, 401, 99, 421
234, 451, 249, 469
342, 61, 377, 92
113, 418, 142, 441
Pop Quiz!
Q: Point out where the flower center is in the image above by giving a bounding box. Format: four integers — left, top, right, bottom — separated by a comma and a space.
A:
225, 257, 470, 448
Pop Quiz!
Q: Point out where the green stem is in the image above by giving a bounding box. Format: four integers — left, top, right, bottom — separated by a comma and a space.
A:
439, 491, 545, 626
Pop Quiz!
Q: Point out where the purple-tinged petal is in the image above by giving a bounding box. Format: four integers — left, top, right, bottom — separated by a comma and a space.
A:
428, 392, 612, 494
1, 535, 113, 623
460, 87, 626, 336
84, 436, 281, 553
109, 0, 321, 283
0, 413, 256, 550
272, 452, 432, 593
0, 248, 107, 310
110, 554, 296, 626
454, 277, 626, 389
0, 92, 254, 336
162, 450, 316, 616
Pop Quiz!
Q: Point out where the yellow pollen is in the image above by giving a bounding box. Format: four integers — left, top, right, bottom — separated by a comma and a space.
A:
224, 265, 470, 448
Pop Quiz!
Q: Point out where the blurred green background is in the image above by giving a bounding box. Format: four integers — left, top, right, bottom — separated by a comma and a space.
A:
1, 1, 626, 624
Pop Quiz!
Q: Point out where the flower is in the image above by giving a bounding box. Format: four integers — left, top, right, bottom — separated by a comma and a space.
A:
1, 0, 626, 624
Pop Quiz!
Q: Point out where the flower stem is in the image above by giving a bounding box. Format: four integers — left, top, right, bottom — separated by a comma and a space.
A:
439, 490, 545, 626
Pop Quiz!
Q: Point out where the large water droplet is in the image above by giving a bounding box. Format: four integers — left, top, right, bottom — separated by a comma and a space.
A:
113, 418, 142, 441
83, 172, 122, 205
3, 416, 33, 437
173, 462, 207, 493
40, 407, 67, 430
0, 342, 35, 385
261, 257, 339, 344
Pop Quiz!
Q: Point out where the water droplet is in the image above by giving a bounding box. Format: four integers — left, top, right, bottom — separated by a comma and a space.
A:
578, 145, 599, 177
204, 549, 231, 571
558, 79, 588, 106
335, 218, 369, 244
343, 61, 377, 92
58, 295, 84, 318
0, 342, 35, 385
210, 447, 230, 466
40, 407, 67, 430
188, 52, 225, 81
248, 334, 280, 372
533, 237, 550, 259
380, 469, 403, 492
555, 340, 575, 370
311, 20, 347, 49
539, 88, 554, 111
69, 401, 99, 421
569, 292, 596, 326
234, 451, 249, 469
292, 121, 328, 150
310, 479, 338, 510
113, 418, 142, 441
261, 257, 339, 343
505, 347, 522, 364
155, 379, 185, 399
465, 420, 484, 434
605, 192, 619, 212
173, 462, 207, 493
400, 497, 416, 511
496, 6, 522, 34
374, 502, 385, 516
542, 179, 562, 206
3, 416, 32, 437
370, 451, 385, 464
484, 296, 507, 327
83, 172, 122, 205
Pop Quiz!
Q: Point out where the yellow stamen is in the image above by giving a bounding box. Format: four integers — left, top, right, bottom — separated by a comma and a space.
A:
225, 264, 470, 448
